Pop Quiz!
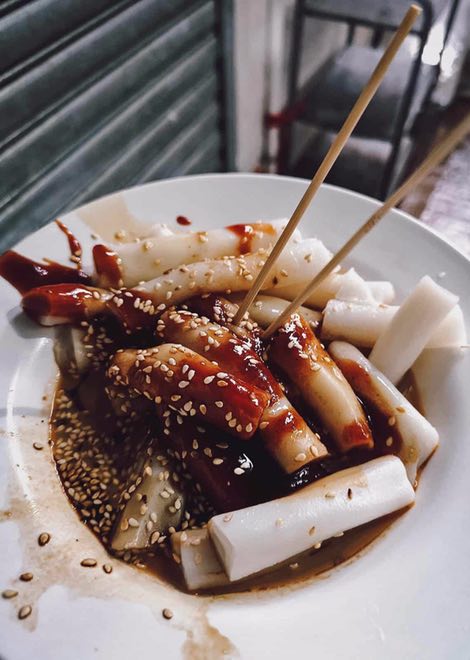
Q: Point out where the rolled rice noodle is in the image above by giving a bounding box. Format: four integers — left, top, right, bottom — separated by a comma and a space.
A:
367, 280, 395, 304
137, 238, 332, 308
329, 341, 439, 484
111, 219, 301, 287
209, 455, 414, 581
229, 293, 322, 330
111, 453, 185, 551
369, 276, 459, 384
171, 529, 228, 591
322, 300, 467, 349
267, 268, 367, 310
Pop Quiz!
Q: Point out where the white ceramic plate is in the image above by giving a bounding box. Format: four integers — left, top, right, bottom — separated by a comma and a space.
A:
1, 174, 469, 660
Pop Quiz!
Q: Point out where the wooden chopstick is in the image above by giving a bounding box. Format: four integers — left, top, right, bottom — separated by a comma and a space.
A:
232, 4, 421, 325
263, 111, 470, 338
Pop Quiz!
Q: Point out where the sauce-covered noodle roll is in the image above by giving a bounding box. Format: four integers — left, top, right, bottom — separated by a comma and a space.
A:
328, 341, 439, 484
157, 309, 328, 472
106, 219, 301, 287
107, 344, 270, 440
209, 455, 415, 582
269, 314, 373, 452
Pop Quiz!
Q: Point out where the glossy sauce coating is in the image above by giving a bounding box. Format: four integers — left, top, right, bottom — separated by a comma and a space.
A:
227, 222, 276, 254
176, 215, 192, 226
269, 314, 373, 452
93, 244, 123, 288
108, 345, 270, 440
0, 251, 90, 294
162, 416, 271, 513
22, 284, 107, 324
55, 220, 82, 267
157, 309, 328, 471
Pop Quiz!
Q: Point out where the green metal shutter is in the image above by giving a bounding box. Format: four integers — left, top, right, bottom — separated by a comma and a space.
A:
0, 0, 235, 250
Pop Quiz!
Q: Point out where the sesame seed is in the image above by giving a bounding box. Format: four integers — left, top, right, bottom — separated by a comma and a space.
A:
313, 542, 322, 549
103, 564, 113, 574
38, 532, 51, 546
213, 458, 223, 466
295, 452, 307, 462
19, 573, 33, 582
217, 380, 228, 388
289, 562, 299, 570
275, 518, 284, 527
162, 608, 173, 620
18, 605, 32, 620
259, 421, 269, 429
178, 381, 190, 389
80, 558, 97, 568
385, 436, 393, 447
2, 589, 18, 599
223, 513, 233, 522
203, 376, 215, 384
388, 416, 396, 426
150, 531, 161, 544
234, 467, 244, 475
215, 401, 223, 408
33, 442, 44, 451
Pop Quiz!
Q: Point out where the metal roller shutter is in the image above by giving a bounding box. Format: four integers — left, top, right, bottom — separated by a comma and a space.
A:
0, 0, 235, 249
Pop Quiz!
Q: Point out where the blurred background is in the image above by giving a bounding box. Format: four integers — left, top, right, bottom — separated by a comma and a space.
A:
0, 0, 469, 251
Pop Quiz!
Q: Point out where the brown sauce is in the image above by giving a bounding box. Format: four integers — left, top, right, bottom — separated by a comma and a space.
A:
0, 251, 90, 294
55, 220, 82, 267
49, 360, 425, 595
92, 244, 122, 288
227, 222, 276, 255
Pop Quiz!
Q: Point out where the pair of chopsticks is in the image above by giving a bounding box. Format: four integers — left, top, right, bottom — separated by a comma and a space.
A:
233, 4, 470, 338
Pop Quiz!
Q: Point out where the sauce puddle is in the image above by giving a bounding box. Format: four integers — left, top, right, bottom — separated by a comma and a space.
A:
49, 370, 424, 595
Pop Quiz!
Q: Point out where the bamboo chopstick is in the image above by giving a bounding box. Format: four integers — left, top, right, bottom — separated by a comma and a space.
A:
232, 4, 421, 325
263, 111, 470, 338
